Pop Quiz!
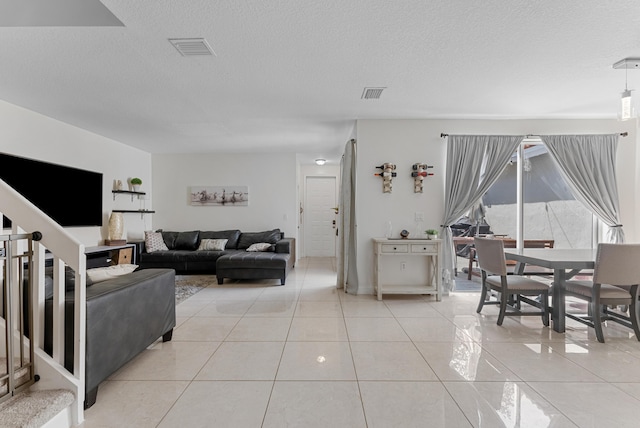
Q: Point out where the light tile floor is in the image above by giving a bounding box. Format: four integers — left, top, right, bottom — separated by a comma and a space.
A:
81, 258, 640, 428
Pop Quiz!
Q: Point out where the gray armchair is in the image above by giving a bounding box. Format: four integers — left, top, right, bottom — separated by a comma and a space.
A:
474, 237, 550, 326
563, 243, 640, 343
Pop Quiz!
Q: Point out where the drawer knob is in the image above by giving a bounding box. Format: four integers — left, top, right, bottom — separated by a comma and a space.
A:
423, 247, 427, 250
393, 247, 397, 250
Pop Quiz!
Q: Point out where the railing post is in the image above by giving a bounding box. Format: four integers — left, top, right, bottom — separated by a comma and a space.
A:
4, 236, 16, 397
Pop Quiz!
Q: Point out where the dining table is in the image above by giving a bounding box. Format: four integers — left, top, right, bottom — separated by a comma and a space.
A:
503, 248, 597, 333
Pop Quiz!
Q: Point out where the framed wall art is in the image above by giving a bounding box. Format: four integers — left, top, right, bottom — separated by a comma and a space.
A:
189, 186, 249, 206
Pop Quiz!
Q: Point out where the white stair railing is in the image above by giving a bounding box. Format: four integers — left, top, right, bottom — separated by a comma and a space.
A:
0, 178, 86, 426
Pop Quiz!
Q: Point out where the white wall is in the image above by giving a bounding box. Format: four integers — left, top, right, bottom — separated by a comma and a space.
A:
151, 153, 297, 240
0, 100, 152, 246
355, 118, 638, 295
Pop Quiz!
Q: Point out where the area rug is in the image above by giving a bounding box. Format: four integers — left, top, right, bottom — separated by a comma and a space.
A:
174, 274, 217, 304
452, 273, 482, 292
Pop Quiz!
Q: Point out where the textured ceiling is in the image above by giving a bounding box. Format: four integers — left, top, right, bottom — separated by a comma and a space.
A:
0, 1, 639, 161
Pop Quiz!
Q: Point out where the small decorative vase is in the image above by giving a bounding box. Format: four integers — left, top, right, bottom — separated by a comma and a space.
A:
132, 184, 141, 192
108, 212, 124, 240
427, 234, 438, 240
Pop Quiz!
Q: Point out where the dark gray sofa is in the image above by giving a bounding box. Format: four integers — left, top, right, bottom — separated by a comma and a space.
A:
44, 268, 176, 409
138, 228, 295, 285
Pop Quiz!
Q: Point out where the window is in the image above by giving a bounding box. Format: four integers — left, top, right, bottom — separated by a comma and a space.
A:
482, 141, 596, 249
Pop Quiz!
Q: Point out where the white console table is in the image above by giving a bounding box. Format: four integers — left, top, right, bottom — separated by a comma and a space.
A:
372, 238, 441, 301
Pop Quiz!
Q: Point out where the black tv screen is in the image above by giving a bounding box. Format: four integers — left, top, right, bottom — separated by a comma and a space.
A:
0, 153, 103, 227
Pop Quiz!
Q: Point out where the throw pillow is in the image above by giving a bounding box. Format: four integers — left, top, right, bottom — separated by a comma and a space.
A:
86, 264, 138, 285
246, 242, 274, 252
198, 238, 228, 251
237, 229, 281, 249
199, 230, 241, 249
145, 231, 169, 253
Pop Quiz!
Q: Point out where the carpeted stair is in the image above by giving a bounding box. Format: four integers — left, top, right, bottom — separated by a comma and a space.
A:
1, 357, 74, 427
0, 389, 74, 428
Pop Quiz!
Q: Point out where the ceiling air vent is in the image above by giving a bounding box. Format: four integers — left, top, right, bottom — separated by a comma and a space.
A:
168, 38, 215, 56
361, 87, 385, 99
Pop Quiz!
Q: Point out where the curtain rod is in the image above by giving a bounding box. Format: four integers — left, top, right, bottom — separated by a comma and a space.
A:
440, 132, 628, 138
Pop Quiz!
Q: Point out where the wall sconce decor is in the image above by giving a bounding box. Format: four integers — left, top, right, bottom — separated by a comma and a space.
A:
374, 163, 396, 193
411, 163, 434, 193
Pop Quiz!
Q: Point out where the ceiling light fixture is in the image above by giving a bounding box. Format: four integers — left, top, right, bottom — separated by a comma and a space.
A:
315, 159, 326, 166
613, 58, 640, 121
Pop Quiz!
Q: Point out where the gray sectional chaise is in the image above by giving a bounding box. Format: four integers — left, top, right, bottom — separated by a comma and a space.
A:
137, 228, 295, 285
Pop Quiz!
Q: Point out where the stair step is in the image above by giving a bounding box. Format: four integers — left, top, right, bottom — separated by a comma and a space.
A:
0, 389, 74, 428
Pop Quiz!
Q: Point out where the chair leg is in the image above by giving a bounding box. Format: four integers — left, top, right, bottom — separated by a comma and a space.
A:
629, 287, 640, 341
497, 289, 508, 326
476, 283, 488, 314
591, 300, 605, 343
541, 292, 549, 327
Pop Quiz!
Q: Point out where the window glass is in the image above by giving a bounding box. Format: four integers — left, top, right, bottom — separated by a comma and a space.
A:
482, 143, 594, 249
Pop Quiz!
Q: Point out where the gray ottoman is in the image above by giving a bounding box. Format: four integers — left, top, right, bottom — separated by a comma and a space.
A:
216, 252, 291, 285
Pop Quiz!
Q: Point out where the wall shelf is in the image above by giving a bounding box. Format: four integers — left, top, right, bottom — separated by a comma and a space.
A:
112, 190, 146, 201
111, 209, 155, 219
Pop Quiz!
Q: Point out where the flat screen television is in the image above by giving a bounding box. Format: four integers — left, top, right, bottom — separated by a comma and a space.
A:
0, 152, 103, 227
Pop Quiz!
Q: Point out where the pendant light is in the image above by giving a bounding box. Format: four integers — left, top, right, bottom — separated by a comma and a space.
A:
613, 58, 640, 121
621, 66, 633, 121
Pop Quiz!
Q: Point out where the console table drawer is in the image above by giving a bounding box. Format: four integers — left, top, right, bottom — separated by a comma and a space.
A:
411, 243, 438, 253
380, 244, 409, 253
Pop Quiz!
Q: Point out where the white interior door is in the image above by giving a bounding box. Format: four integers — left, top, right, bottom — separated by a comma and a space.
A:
304, 176, 337, 257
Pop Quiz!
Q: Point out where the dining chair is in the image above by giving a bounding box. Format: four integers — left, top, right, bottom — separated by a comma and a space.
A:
563, 243, 640, 343
474, 237, 550, 326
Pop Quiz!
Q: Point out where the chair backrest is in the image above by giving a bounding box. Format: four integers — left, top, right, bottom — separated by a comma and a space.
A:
594, 243, 640, 286
474, 237, 507, 276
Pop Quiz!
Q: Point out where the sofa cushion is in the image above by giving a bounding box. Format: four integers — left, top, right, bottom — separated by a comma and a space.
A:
160, 231, 179, 249
86, 264, 138, 285
141, 250, 224, 263
198, 238, 228, 251
246, 242, 274, 252
145, 231, 169, 252
44, 265, 77, 297
200, 230, 241, 249
175, 231, 200, 250
237, 229, 281, 249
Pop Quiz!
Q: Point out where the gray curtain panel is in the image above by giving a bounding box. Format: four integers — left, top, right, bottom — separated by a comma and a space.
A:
337, 139, 359, 294
441, 135, 524, 291
541, 134, 624, 243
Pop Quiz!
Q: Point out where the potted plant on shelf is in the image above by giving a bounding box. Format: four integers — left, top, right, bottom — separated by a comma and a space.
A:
425, 229, 439, 240
130, 177, 142, 192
